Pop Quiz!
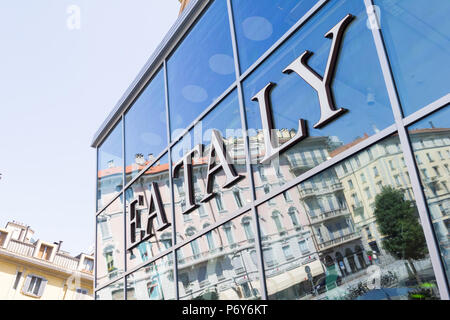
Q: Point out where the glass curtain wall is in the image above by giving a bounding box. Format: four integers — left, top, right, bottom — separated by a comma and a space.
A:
94, 0, 450, 300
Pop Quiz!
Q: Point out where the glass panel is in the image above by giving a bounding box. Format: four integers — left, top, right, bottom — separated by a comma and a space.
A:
375, 0, 450, 116
231, 0, 319, 73
126, 253, 175, 300
171, 90, 251, 240
167, 0, 235, 140
257, 134, 440, 300
97, 120, 123, 211
96, 198, 124, 288
95, 279, 124, 300
125, 154, 172, 271
124, 68, 168, 183
408, 106, 450, 287
242, 0, 394, 200
176, 212, 261, 300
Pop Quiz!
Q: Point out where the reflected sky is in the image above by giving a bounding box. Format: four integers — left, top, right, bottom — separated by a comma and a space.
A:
125, 68, 167, 182
231, 0, 320, 73
167, 0, 235, 141
243, 0, 394, 148
375, 0, 450, 116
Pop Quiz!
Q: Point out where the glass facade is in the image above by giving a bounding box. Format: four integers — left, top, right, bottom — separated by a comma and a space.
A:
94, 0, 450, 300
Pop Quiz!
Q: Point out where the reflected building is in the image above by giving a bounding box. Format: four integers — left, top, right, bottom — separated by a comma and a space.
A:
92, 0, 450, 300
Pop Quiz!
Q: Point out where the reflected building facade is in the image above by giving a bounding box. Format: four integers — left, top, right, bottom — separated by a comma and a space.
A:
92, 0, 450, 300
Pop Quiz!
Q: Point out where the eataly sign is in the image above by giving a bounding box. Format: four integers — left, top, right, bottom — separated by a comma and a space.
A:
127, 14, 354, 250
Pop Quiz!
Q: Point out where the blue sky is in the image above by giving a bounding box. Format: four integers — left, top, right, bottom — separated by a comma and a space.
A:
0, 0, 179, 255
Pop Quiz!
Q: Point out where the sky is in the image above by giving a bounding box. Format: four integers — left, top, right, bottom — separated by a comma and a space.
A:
0, 0, 180, 255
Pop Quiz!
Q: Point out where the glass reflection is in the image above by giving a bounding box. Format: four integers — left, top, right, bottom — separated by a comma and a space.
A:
96, 198, 124, 288
125, 154, 172, 271
375, 0, 450, 116
242, 0, 394, 199
97, 120, 123, 211
177, 212, 261, 300
126, 253, 175, 300
231, 0, 319, 73
408, 106, 450, 287
124, 68, 168, 183
257, 135, 440, 300
95, 279, 124, 300
171, 90, 251, 240
167, 0, 235, 140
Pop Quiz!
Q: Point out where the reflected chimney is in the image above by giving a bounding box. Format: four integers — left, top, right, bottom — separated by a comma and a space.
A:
107, 160, 114, 168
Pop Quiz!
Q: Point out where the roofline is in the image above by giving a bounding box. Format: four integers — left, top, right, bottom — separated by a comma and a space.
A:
90, 0, 211, 148
0, 249, 93, 282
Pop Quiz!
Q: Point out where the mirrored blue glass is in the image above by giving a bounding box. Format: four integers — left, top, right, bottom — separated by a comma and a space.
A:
124, 68, 167, 184
242, 0, 394, 198
167, 0, 236, 140
231, 0, 320, 73
375, 0, 450, 116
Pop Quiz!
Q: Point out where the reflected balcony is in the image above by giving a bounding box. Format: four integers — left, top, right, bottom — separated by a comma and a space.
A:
308, 208, 351, 225
317, 232, 362, 251
331, 182, 344, 191
299, 187, 318, 199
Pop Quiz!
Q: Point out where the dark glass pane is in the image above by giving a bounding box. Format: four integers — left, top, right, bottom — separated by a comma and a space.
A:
375, 0, 450, 115
167, 0, 236, 140
408, 105, 450, 287
231, 0, 319, 73
257, 134, 440, 300
243, 0, 394, 199
97, 120, 123, 211
177, 212, 261, 300
96, 198, 124, 288
126, 253, 175, 300
171, 90, 250, 241
125, 154, 172, 271
124, 68, 168, 183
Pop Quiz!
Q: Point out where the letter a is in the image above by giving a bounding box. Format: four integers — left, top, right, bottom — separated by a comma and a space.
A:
201, 130, 243, 203
283, 14, 354, 128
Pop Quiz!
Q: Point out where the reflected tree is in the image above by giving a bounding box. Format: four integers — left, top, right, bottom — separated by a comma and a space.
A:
373, 186, 427, 284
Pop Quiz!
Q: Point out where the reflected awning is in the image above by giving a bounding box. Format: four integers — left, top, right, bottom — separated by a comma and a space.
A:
266, 259, 325, 296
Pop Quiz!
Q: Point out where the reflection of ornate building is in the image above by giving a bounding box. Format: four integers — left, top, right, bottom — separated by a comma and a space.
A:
331, 128, 450, 261
0, 221, 93, 300
96, 125, 449, 299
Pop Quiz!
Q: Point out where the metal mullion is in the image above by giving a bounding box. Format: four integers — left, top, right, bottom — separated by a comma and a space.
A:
253, 123, 397, 208
238, 0, 328, 82
164, 59, 179, 300
94, 147, 98, 298
121, 115, 127, 300
168, 81, 238, 144
226, 0, 268, 300
94, 275, 126, 295
173, 205, 252, 252
403, 94, 450, 127
364, 0, 449, 299
122, 250, 174, 280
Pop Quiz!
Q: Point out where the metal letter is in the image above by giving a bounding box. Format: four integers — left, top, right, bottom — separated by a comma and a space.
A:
173, 144, 203, 215
128, 183, 170, 250
200, 130, 244, 203
128, 195, 144, 249
252, 82, 308, 164
283, 14, 354, 128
